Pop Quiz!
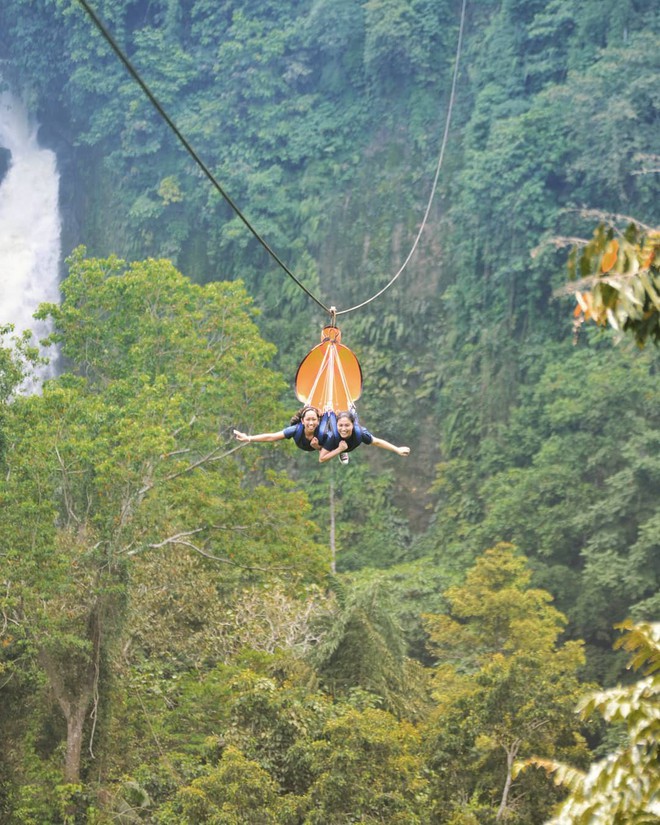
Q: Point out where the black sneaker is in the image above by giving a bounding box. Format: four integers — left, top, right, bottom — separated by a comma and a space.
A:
339, 453, 349, 464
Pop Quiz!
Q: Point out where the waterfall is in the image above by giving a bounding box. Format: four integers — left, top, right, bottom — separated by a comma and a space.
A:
0, 91, 61, 390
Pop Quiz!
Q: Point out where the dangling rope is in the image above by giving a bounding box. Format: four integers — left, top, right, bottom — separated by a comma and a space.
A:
75, 0, 467, 321
336, 0, 468, 317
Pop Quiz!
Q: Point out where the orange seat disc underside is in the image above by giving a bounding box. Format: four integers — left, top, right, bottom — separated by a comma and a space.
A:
295, 327, 362, 412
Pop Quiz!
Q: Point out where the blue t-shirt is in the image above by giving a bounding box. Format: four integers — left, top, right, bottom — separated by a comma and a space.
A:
283, 423, 318, 451
283, 413, 372, 453
284, 412, 343, 452
322, 411, 373, 453
343, 428, 373, 453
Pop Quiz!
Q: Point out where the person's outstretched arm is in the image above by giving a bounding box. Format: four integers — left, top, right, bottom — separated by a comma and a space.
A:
319, 440, 349, 463
234, 429, 285, 443
370, 436, 410, 456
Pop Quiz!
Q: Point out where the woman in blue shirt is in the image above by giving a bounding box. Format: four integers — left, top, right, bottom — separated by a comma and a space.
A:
234, 406, 334, 455
319, 409, 410, 464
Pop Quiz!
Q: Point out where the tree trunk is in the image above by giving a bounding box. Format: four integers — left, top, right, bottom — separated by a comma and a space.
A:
63, 702, 89, 783
38, 606, 101, 783
496, 739, 520, 821
39, 647, 96, 784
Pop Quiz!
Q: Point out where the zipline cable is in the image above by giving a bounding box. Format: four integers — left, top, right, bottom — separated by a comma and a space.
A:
336, 0, 468, 317
75, 0, 466, 322
75, 0, 331, 314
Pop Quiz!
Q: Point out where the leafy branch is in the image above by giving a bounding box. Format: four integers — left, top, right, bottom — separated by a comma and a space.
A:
516, 622, 660, 824
552, 215, 660, 347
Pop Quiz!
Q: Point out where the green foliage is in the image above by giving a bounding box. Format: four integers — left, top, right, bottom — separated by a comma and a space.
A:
520, 621, 660, 824
426, 343, 660, 681
110, 651, 428, 822
309, 575, 430, 719
159, 745, 291, 824
303, 706, 428, 823
11, 780, 98, 825
1, 0, 658, 819
333, 460, 412, 571
349, 557, 455, 664
0, 324, 43, 468
0, 252, 326, 791
423, 545, 590, 824
0, 325, 41, 401
566, 221, 660, 347
363, 0, 453, 93
127, 558, 329, 676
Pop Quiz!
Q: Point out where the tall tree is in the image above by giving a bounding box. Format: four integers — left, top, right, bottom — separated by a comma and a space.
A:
0, 252, 326, 786
309, 576, 430, 719
303, 706, 428, 823
423, 545, 589, 824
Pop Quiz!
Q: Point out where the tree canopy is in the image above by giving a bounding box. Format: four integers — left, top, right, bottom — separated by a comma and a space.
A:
0, 0, 658, 819
0, 251, 327, 792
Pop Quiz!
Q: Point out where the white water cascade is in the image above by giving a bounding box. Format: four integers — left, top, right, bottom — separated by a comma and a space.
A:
0, 91, 61, 389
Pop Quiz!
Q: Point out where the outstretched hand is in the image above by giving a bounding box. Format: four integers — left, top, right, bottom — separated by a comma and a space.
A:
398, 446, 410, 457
233, 429, 250, 442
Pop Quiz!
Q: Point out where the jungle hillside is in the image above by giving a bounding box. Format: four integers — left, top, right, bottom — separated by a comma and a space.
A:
0, 0, 658, 822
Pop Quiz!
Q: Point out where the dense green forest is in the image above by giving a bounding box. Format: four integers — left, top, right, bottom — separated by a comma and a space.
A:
0, 0, 658, 822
